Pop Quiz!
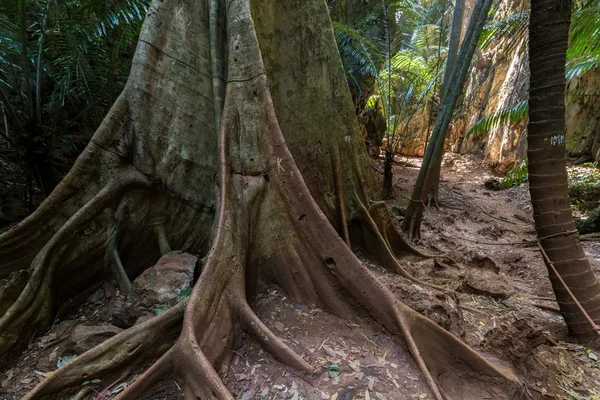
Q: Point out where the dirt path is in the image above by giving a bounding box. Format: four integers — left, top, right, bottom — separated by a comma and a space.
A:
2, 154, 600, 399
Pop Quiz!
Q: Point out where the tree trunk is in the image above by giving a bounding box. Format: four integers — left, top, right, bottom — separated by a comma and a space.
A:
527, 0, 600, 338
0, 1, 520, 399
381, 148, 395, 199
442, 0, 465, 96
402, 0, 492, 240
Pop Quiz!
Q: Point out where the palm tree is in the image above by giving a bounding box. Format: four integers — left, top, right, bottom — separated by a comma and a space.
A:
528, 0, 600, 337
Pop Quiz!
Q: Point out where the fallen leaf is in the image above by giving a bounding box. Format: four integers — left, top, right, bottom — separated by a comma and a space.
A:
235, 373, 250, 381
4, 369, 14, 381
330, 393, 339, 400
588, 351, 598, 362
365, 390, 371, 400
96, 389, 111, 400
368, 377, 374, 391
386, 371, 399, 389
328, 364, 341, 378
275, 322, 285, 331
348, 361, 361, 372
57, 354, 78, 368
111, 382, 128, 394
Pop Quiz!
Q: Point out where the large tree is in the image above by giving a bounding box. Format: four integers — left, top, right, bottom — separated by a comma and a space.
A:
527, 0, 600, 337
0, 0, 519, 399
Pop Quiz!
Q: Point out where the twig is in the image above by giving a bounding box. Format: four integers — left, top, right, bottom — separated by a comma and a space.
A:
530, 303, 561, 313
317, 337, 328, 351
528, 296, 555, 302
459, 305, 487, 315
361, 333, 381, 348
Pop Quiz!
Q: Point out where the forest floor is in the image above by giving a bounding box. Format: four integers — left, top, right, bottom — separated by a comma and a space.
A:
1, 153, 600, 400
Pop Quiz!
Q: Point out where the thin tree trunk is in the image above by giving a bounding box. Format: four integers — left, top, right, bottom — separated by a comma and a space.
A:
402, 0, 492, 240
528, 0, 600, 338
381, 0, 395, 200
442, 0, 465, 96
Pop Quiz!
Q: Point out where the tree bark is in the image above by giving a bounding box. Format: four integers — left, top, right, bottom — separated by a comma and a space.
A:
527, 0, 600, 338
402, 0, 492, 240
1, 1, 520, 398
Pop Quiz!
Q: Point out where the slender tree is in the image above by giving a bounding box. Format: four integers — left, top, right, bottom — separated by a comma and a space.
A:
0, 1, 520, 399
442, 0, 465, 95
403, 0, 493, 240
528, 0, 600, 337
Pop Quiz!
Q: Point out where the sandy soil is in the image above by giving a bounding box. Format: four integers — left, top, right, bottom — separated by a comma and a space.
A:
2, 153, 600, 400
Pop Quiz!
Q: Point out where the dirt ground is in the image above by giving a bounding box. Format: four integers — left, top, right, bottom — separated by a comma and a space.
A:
2, 153, 600, 400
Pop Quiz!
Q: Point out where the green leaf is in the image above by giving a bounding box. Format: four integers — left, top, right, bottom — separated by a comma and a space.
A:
179, 287, 192, 297
588, 351, 598, 362
328, 364, 341, 378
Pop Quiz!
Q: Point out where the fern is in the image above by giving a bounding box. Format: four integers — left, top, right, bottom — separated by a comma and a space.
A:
466, 100, 528, 137
500, 160, 528, 189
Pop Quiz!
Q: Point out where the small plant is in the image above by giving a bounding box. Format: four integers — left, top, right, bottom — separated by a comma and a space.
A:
568, 163, 600, 211
500, 160, 528, 189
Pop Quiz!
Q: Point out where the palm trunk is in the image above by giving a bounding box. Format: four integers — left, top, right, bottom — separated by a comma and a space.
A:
403, 0, 492, 240
528, 0, 600, 338
381, 148, 395, 199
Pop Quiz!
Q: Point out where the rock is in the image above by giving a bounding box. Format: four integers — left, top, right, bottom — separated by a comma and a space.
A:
484, 178, 501, 191
133, 251, 197, 305
111, 251, 197, 327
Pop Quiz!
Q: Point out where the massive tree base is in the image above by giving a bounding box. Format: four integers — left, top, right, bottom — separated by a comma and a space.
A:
1, 0, 520, 399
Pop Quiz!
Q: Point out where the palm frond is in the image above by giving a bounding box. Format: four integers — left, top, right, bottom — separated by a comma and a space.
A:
478, 11, 529, 52
466, 100, 528, 137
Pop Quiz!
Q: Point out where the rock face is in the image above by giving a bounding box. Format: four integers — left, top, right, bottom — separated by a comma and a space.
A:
566, 72, 600, 162
397, 0, 600, 171
112, 251, 197, 327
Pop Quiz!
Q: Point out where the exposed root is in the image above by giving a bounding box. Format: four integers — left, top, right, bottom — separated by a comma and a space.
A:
15, 1, 521, 400
332, 151, 351, 246
106, 238, 133, 295
355, 196, 448, 292
235, 299, 315, 373
154, 224, 172, 255
113, 348, 177, 400
23, 303, 184, 399
0, 168, 151, 354
0, 95, 132, 279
